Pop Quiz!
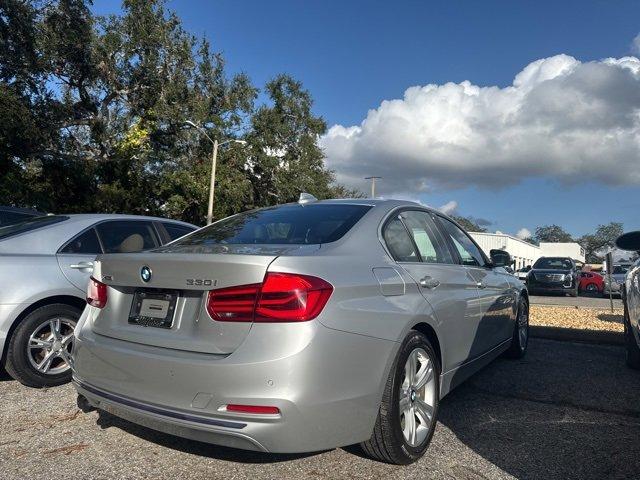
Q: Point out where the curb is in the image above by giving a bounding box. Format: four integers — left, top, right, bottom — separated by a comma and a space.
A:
530, 325, 624, 346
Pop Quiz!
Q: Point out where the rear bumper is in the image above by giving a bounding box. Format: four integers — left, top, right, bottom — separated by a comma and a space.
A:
72, 311, 398, 453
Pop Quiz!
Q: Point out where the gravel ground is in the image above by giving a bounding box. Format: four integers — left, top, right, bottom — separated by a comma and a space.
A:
1, 339, 639, 480
530, 305, 624, 332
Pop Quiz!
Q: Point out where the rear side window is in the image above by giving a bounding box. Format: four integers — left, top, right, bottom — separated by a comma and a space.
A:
165, 204, 371, 247
96, 221, 158, 253
163, 222, 196, 241
400, 211, 455, 264
383, 217, 420, 263
59, 228, 102, 254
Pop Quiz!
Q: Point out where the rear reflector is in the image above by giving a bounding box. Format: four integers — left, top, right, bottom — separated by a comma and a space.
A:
206, 272, 333, 323
225, 404, 280, 415
87, 276, 108, 308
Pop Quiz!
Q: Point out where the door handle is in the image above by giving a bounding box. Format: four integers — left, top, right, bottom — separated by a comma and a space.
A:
419, 276, 440, 289
477, 282, 486, 289
69, 261, 94, 270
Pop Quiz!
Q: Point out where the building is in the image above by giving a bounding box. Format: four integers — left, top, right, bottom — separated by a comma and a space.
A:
469, 232, 585, 269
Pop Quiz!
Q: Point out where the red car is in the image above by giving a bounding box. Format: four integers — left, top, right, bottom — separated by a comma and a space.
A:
578, 271, 604, 294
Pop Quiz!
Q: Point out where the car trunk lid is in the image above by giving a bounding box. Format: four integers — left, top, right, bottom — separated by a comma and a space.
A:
90, 252, 279, 354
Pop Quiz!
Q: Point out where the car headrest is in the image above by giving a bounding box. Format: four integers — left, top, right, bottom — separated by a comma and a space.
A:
119, 233, 144, 253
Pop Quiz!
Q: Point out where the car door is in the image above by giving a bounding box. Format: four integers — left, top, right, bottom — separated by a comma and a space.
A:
436, 216, 516, 350
383, 209, 482, 371
56, 227, 103, 291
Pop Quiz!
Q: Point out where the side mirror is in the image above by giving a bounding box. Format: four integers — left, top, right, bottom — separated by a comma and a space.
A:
490, 249, 512, 268
615, 231, 640, 251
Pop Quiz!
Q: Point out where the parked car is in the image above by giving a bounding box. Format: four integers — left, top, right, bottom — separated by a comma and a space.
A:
614, 232, 640, 369
603, 264, 631, 297
0, 206, 45, 226
0, 214, 197, 387
578, 271, 604, 294
526, 256, 579, 297
515, 265, 532, 281
73, 198, 529, 464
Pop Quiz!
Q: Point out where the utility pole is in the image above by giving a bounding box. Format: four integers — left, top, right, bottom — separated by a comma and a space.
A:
364, 176, 382, 198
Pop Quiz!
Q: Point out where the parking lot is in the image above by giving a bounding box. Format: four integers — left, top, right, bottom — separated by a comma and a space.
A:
1, 338, 638, 480
530, 293, 623, 309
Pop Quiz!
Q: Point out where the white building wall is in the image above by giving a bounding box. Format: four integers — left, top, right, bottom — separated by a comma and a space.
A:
469, 232, 541, 269
539, 242, 585, 263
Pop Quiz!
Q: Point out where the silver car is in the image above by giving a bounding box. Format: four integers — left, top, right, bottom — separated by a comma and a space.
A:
73, 198, 529, 464
0, 214, 196, 388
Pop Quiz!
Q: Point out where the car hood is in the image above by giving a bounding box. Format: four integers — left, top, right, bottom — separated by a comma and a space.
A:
531, 269, 572, 275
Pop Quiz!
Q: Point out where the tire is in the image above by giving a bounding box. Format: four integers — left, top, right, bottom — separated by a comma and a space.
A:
585, 283, 599, 295
504, 296, 529, 359
361, 331, 440, 464
4, 303, 80, 388
624, 303, 640, 370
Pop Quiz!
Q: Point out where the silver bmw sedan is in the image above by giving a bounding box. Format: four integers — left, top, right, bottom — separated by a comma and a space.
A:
73, 197, 529, 464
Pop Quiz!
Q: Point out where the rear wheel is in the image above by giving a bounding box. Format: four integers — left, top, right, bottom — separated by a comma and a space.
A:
361, 331, 439, 464
504, 296, 529, 359
624, 304, 640, 370
4, 304, 80, 388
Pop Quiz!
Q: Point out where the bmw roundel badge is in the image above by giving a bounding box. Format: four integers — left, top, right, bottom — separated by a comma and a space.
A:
140, 265, 152, 283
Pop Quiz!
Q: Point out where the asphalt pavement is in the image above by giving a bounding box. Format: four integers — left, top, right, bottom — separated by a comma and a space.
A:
1, 338, 639, 480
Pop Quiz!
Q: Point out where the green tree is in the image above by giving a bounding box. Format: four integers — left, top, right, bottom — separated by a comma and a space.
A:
533, 225, 573, 243
453, 216, 487, 232
578, 222, 624, 263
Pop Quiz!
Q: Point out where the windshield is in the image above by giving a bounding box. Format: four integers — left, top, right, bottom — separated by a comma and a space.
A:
533, 257, 573, 270
0, 215, 69, 240
613, 265, 630, 275
161, 204, 371, 248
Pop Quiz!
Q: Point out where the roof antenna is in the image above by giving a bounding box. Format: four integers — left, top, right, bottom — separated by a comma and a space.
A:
298, 192, 318, 205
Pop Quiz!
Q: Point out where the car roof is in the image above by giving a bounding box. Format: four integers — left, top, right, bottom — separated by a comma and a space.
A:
60, 213, 195, 227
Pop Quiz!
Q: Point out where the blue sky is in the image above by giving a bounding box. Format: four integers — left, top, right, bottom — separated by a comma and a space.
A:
93, 1, 640, 238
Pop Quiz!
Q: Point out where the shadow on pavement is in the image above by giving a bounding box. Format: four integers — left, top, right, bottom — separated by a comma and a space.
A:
438, 338, 640, 480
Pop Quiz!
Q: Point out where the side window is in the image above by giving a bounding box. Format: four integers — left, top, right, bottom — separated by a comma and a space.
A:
96, 221, 159, 254
59, 228, 102, 254
383, 217, 420, 263
162, 222, 196, 242
400, 211, 455, 264
438, 217, 486, 267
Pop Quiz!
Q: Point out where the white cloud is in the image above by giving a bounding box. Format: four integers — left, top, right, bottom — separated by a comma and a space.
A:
516, 228, 532, 240
320, 54, 640, 195
438, 200, 458, 215
632, 33, 640, 55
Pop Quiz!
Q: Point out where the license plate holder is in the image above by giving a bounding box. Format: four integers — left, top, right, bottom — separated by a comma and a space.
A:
128, 290, 179, 329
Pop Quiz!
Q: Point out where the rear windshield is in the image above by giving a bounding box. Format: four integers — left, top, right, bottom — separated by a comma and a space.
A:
0, 215, 69, 240
163, 204, 371, 247
533, 257, 573, 270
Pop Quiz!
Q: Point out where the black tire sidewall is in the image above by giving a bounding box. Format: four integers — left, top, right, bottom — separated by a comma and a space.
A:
389, 332, 440, 462
5, 303, 81, 388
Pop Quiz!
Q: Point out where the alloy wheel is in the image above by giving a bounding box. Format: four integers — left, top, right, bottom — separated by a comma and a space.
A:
399, 348, 437, 447
26, 317, 76, 375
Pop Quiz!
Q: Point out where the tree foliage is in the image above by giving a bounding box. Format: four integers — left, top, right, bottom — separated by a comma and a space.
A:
578, 222, 623, 263
0, 0, 355, 224
533, 225, 573, 243
452, 216, 487, 233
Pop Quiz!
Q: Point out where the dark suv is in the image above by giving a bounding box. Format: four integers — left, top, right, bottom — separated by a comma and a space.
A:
527, 256, 579, 297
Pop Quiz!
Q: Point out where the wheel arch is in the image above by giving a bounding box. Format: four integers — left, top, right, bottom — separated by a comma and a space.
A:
411, 322, 442, 372
1, 295, 86, 365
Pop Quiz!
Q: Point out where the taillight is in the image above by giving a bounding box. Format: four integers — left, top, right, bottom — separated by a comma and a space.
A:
87, 277, 108, 308
206, 272, 333, 323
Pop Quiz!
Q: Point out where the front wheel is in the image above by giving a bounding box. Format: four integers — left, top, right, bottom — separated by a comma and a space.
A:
4, 304, 80, 388
504, 296, 529, 359
361, 331, 440, 464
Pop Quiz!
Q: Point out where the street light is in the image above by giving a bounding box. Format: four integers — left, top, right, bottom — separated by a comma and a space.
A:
364, 176, 382, 198
184, 121, 247, 225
